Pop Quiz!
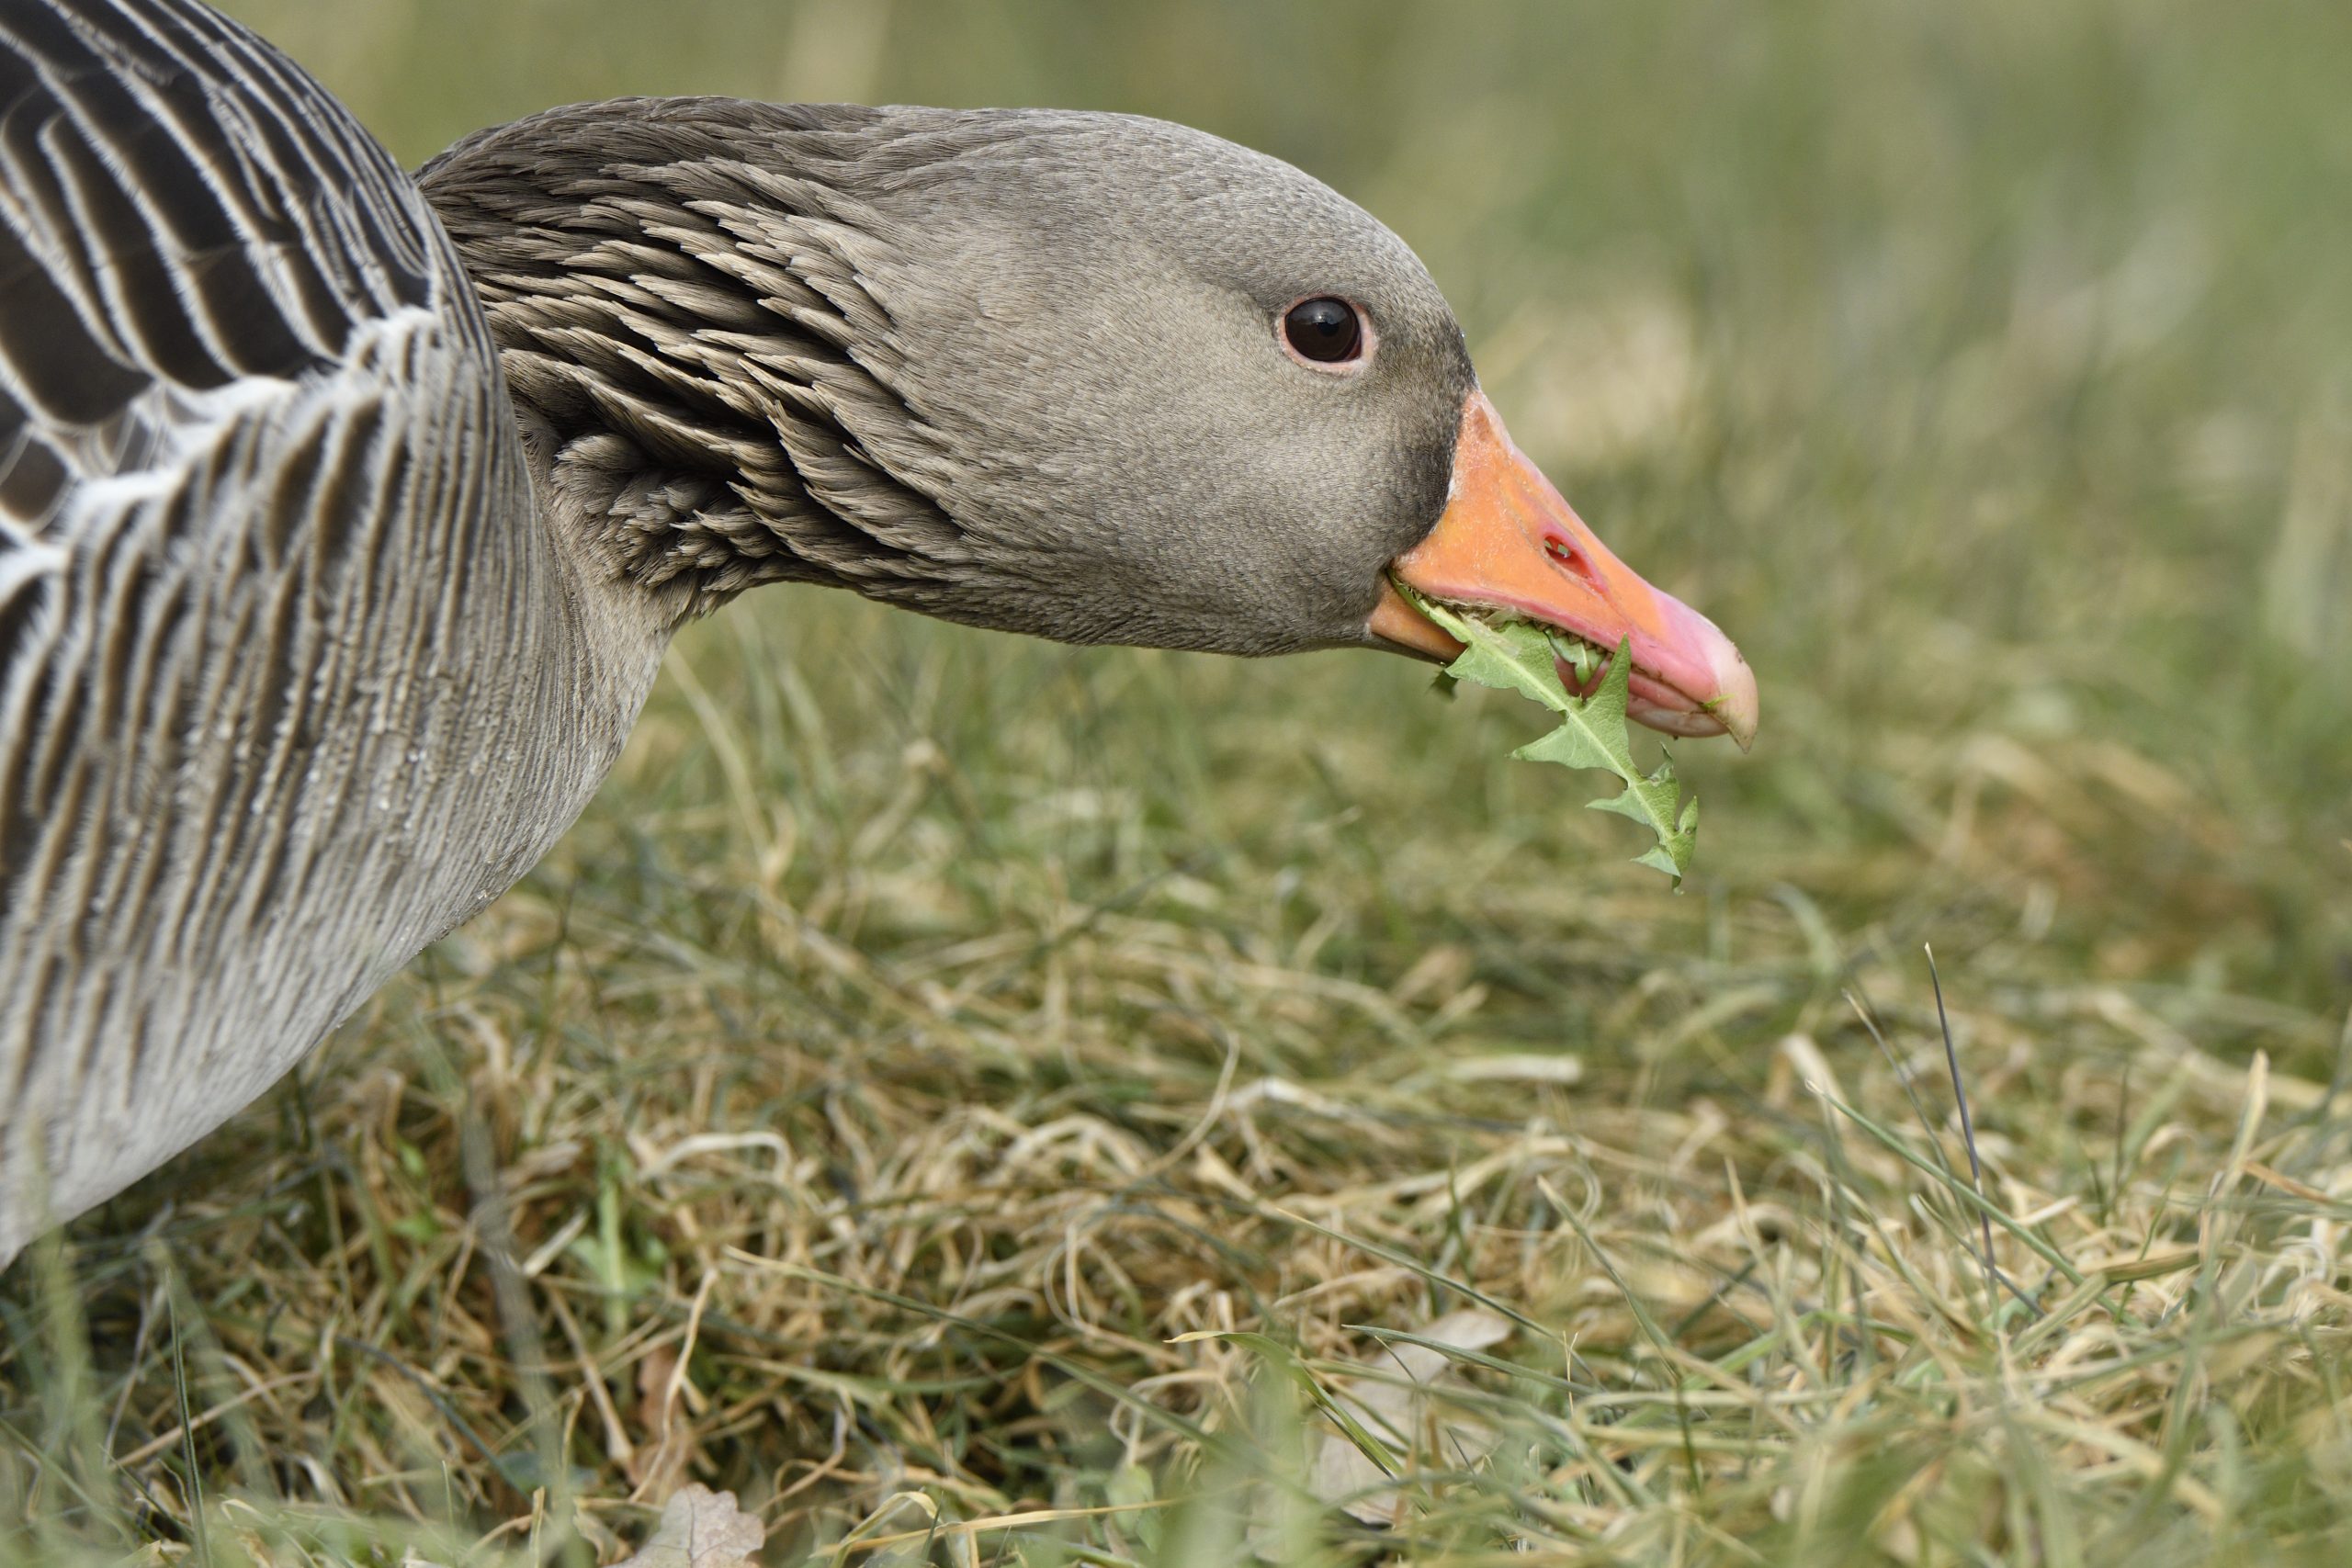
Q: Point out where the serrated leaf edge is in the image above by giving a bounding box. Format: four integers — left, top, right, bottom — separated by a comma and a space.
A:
1391, 577, 1697, 886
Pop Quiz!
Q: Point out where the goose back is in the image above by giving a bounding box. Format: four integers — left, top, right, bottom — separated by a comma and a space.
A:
0, 0, 650, 1261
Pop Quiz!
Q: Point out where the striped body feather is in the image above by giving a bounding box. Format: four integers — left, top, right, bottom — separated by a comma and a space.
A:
0, 0, 647, 1261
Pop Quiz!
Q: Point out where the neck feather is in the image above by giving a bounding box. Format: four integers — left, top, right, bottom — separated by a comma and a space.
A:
418, 101, 975, 623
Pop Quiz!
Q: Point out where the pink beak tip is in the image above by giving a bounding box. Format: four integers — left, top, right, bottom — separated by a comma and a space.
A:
1644, 595, 1760, 750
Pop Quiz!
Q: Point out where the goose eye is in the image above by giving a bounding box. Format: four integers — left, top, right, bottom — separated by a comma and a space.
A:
1282, 297, 1364, 367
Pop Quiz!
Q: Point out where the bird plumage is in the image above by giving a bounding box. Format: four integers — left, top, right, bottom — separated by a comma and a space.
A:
416, 96, 1471, 651
0, 0, 650, 1261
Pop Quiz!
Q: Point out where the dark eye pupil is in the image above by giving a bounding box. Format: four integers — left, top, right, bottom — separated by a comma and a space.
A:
1283, 297, 1363, 364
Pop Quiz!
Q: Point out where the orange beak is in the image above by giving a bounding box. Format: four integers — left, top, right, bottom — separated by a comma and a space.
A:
1368, 391, 1758, 749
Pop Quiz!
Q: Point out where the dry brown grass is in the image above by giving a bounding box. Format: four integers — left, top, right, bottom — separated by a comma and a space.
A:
7, 649, 2348, 1562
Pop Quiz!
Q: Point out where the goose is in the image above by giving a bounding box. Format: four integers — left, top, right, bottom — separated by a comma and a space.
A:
0, 0, 1757, 1268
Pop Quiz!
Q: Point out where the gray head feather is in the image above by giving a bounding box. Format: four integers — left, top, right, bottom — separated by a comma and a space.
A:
419, 100, 1475, 653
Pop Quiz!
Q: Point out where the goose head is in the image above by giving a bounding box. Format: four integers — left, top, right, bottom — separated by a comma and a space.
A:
421, 101, 1757, 746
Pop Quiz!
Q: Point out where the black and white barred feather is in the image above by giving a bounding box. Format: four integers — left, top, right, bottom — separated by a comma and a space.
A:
0, 0, 643, 1261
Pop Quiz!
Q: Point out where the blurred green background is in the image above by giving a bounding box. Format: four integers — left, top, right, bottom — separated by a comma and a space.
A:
217, 0, 2352, 1024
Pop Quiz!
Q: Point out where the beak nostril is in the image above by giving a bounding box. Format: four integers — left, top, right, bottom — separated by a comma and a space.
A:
1544, 535, 1605, 592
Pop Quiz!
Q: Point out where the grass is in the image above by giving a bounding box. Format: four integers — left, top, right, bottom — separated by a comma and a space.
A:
6, 0, 2352, 1562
